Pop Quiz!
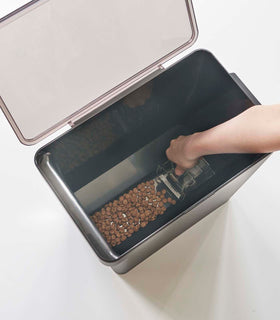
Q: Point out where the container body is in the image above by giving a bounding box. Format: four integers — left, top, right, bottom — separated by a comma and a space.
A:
35, 50, 268, 273
110, 155, 267, 273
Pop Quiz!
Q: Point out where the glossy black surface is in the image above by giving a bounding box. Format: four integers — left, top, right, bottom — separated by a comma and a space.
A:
36, 50, 264, 256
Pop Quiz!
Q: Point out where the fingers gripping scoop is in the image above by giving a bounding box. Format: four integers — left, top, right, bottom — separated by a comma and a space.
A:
154, 158, 215, 200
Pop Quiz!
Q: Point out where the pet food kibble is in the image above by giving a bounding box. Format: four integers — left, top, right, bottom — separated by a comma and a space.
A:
91, 178, 177, 247
140, 213, 146, 220
141, 222, 147, 228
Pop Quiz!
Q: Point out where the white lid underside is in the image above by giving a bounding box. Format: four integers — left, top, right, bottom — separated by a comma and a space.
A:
0, 0, 197, 144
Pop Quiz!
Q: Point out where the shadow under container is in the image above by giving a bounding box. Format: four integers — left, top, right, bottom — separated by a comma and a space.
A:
35, 50, 269, 273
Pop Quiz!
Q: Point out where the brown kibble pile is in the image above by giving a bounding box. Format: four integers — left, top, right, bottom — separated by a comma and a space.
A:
91, 180, 176, 247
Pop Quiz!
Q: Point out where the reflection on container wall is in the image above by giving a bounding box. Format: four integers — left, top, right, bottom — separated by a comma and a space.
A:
37, 51, 264, 256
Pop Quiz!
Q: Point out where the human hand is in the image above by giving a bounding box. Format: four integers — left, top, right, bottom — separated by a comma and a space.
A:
166, 134, 200, 176
166, 104, 280, 176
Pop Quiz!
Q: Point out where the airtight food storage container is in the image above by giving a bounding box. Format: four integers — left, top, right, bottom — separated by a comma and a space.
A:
0, 0, 269, 273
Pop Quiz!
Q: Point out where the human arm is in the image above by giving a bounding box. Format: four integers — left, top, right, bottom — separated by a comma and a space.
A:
166, 104, 280, 175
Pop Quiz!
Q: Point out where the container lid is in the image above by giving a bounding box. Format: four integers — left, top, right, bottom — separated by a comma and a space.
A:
0, 0, 198, 145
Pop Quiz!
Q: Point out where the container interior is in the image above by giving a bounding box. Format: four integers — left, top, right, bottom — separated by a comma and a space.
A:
37, 50, 264, 255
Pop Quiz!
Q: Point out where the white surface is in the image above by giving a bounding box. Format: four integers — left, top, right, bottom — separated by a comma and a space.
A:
0, 0, 280, 319
0, 0, 193, 141
0, 0, 31, 19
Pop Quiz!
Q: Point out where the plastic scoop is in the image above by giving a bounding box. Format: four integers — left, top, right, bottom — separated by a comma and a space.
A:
154, 157, 215, 201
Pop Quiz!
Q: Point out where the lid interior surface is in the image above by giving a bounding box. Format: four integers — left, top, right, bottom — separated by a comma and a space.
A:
0, 0, 197, 144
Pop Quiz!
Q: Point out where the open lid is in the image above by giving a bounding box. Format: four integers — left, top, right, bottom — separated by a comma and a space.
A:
0, 0, 198, 145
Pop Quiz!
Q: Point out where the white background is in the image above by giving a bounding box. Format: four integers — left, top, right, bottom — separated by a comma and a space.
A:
0, 0, 31, 19
0, 0, 280, 319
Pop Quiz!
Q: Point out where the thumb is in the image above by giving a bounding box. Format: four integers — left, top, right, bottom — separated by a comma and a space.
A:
175, 165, 185, 176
